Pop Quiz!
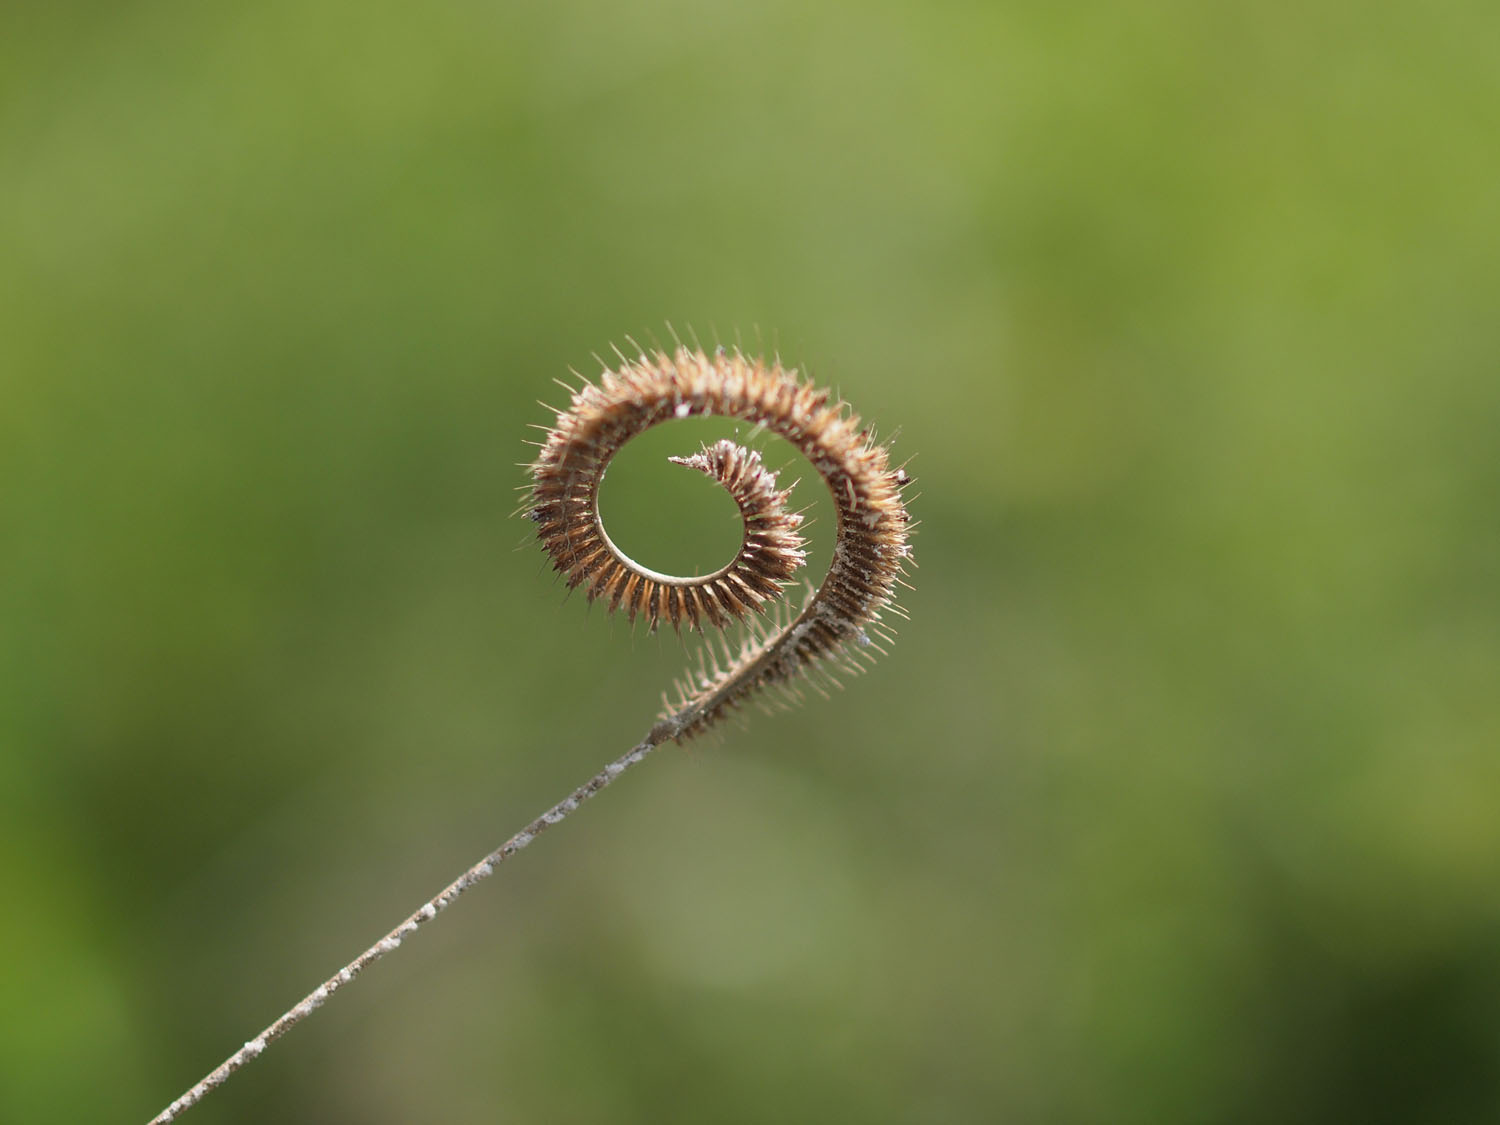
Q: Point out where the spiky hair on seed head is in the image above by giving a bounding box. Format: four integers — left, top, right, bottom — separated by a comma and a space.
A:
528, 345, 912, 743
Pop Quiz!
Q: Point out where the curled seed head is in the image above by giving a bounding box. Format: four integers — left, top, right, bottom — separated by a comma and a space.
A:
529, 346, 912, 740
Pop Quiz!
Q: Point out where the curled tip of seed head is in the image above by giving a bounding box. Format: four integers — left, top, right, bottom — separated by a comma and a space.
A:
529, 345, 912, 741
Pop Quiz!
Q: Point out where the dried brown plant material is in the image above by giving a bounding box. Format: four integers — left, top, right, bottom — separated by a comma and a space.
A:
529, 345, 913, 740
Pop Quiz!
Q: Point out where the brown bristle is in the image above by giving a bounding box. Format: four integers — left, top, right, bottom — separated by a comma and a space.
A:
528, 346, 912, 743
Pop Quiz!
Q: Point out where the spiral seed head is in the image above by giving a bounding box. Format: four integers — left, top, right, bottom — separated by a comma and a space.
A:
529, 346, 912, 740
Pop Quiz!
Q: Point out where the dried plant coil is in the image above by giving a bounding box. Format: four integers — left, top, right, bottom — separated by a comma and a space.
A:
530, 346, 912, 741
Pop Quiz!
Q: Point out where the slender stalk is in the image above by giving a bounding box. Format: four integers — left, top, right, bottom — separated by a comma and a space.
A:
147, 736, 659, 1124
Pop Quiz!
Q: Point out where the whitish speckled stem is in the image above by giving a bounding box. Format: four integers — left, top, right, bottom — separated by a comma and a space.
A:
146, 736, 658, 1124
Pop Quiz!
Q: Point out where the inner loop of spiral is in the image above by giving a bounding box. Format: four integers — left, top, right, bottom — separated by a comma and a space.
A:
594, 438, 796, 590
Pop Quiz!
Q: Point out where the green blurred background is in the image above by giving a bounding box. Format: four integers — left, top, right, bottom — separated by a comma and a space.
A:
4, 1, 1498, 1121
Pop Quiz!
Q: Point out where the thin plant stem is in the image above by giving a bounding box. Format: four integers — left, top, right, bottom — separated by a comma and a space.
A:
147, 736, 659, 1124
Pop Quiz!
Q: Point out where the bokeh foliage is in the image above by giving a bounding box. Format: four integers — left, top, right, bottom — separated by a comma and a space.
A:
3, 0, 1498, 1121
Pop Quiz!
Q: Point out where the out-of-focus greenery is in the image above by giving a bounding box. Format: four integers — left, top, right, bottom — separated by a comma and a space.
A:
3, 1, 1498, 1121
